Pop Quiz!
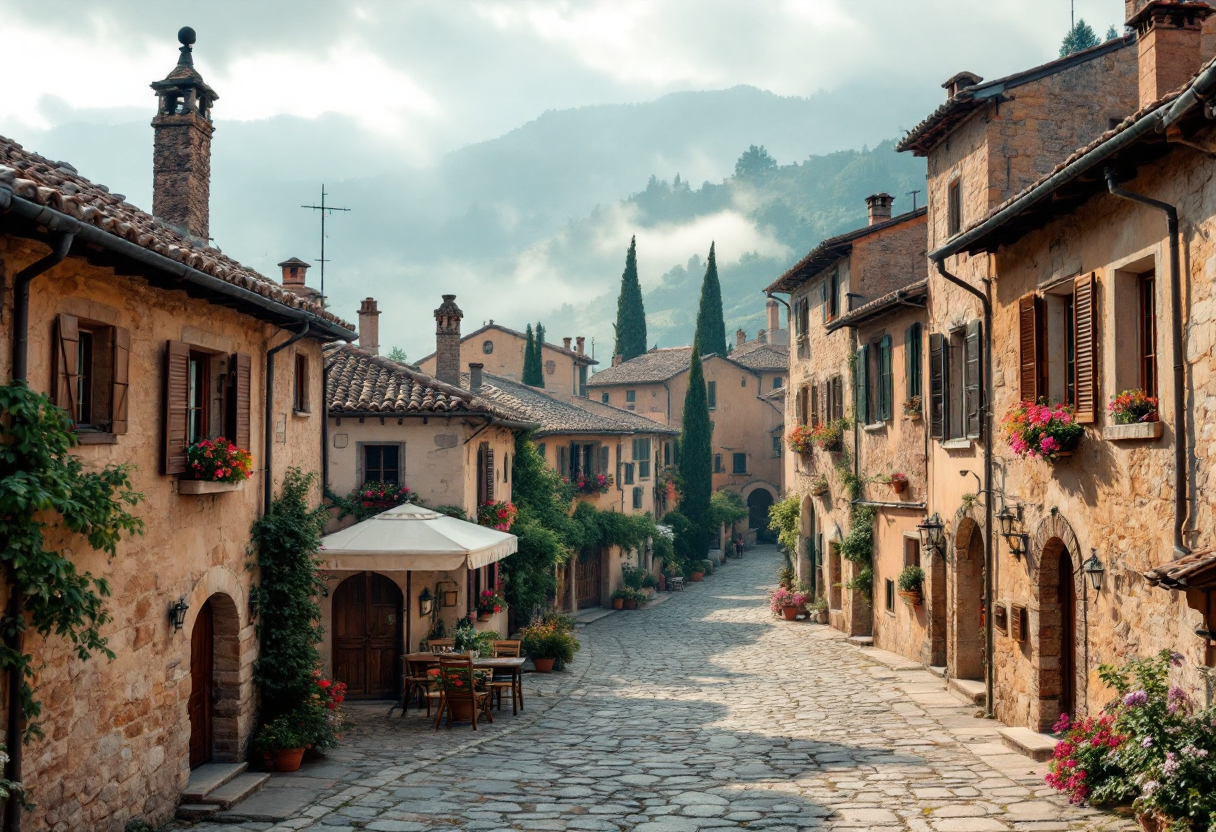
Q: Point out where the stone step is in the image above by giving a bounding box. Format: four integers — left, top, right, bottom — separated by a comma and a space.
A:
999, 726, 1058, 762
845, 635, 873, 647
182, 762, 248, 802
927, 665, 947, 678
175, 803, 220, 822
948, 677, 985, 705
199, 772, 271, 809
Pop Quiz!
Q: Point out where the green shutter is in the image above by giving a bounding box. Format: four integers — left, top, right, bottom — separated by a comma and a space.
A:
855, 344, 869, 424
905, 323, 922, 399
880, 334, 893, 421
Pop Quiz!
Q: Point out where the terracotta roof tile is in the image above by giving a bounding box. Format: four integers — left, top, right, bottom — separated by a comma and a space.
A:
1144, 548, 1216, 590
416, 323, 599, 366
475, 373, 677, 437
727, 341, 789, 373
0, 135, 353, 331
585, 347, 693, 387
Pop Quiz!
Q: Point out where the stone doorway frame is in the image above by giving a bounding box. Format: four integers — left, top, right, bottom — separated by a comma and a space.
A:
948, 516, 985, 681
191, 591, 241, 763
1029, 511, 1088, 732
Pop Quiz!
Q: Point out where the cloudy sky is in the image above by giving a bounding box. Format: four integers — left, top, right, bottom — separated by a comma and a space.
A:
1, 0, 1127, 356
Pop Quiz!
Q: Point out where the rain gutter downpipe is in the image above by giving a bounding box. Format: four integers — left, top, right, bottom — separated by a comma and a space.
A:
12, 232, 74, 381
264, 323, 311, 516
932, 258, 996, 719
1105, 168, 1189, 558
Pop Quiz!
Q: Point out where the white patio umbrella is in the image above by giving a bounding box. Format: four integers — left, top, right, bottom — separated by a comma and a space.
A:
318, 502, 517, 572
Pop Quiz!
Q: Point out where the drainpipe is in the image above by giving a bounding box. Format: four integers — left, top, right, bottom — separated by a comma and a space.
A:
321, 360, 330, 494
1105, 168, 1189, 558
932, 258, 996, 720
264, 323, 311, 515
11, 232, 74, 381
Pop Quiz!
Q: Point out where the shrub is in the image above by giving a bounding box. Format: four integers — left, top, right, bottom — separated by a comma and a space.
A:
520, 621, 580, 667
769, 586, 810, 615
621, 564, 647, 590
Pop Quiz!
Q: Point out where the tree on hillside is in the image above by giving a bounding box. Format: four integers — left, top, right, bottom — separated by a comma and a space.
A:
735, 144, 777, 179
679, 344, 713, 557
1060, 19, 1100, 56
613, 236, 648, 361
387, 346, 409, 363
1105, 24, 1119, 41
523, 324, 537, 384
694, 242, 727, 357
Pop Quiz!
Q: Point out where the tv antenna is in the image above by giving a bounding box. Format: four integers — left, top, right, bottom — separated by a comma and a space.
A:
300, 185, 350, 302
906, 189, 922, 210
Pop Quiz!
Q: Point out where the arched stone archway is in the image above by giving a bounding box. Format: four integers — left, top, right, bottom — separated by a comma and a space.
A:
1030, 512, 1087, 731
188, 592, 241, 767
747, 487, 777, 542
949, 517, 984, 681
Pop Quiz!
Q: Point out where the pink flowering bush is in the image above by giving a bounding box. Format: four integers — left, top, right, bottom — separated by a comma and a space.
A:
1002, 400, 1084, 460
186, 437, 253, 482
566, 473, 613, 495
768, 586, 810, 616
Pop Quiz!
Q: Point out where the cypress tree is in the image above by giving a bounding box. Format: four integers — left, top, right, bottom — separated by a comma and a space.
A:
694, 242, 727, 357
523, 324, 536, 385
533, 323, 546, 388
614, 236, 647, 361
680, 344, 713, 556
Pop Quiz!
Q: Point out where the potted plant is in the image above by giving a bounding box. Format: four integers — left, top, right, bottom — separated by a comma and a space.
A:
1109, 389, 1159, 424
475, 584, 505, 621
808, 597, 829, 624
809, 475, 829, 497
769, 587, 809, 621
809, 419, 845, 452
623, 588, 645, 610
904, 395, 922, 419
181, 437, 253, 493
1002, 400, 1085, 461
476, 500, 518, 531
453, 615, 480, 655
787, 424, 814, 456
521, 620, 580, 672
897, 565, 924, 606
252, 706, 323, 772
611, 588, 626, 610
689, 564, 705, 582
889, 472, 909, 495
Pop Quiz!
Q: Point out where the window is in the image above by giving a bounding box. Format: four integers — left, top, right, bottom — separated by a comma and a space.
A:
632, 486, 643, 510
905, 323, 922, 400
625, 389, 636, 403
773, 376, 782, 389
161, 341, 251, 475
929, 321, 983, 441
713, 454, 723, 473
707, 381, 717, 410
904, 536, 921, 568
1018, 274, 1097, 423
772, 435, 782, 457
826, 375, 844, 422
885, 578, 895, 613
293, 352, 310, 413
810, 383, 819, 426
601, 392, 609, 404
536, 443, 546, 460
567, 441, 605, 479
57, 317, 131, 435
632, 437, 652, 479
365, 444, 401, 484
795, 297, 811, 359
476, 442, 494, 503
732, 452, 747, 474
623, 463, 635, 485
857, 336, 893, 424
482, 340, 494, 354
1140, 271, 1158, 398
741, 376, 747, 388
579, 365, 588, 398
822, 271, 839, 322
797, 385, 810, 426
947, 179, 962, 236
663, 441, 671, 466
187, 352, 209, 443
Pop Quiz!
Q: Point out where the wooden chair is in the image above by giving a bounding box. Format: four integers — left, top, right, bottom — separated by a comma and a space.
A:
397, 655, 440, 717
489, 641, 523, 714
427, 639, 455, 653
433, 655, 492, 730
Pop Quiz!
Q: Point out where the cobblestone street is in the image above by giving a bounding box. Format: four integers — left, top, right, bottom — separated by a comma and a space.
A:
177, 546, 1135, 832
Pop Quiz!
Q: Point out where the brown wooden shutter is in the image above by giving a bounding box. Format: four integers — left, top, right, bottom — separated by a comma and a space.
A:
233, 353, 252, 450
162, 340, 191, 475
1073, 273, 1098, 423
482, 443, 495, 501
929, 332, 945, 439
1018, 294, 1044, 403
965, 320, 983, 439
810, 384, 819, 426
110, 326, 131, 434
53, 313, 80, 422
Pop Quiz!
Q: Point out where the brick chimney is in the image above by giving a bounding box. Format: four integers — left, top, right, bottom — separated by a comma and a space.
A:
576, 336, 585, 355
434, 295, 463, 386
562, 337, 572, 351
766, 298, 781, 333
1130, 1, 1214, 108
942, 71, 983, 100
612, 354, 623, 367
866, 193, 895, 226
358, 298, 380, 356
757, 329, 768, 344
469, 362, 483, 395
151, 27, 218, 240
277, 257, 319, 301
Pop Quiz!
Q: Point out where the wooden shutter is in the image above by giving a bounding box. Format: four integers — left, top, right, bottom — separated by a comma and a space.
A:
557, 445, 568, 478
820, 281, 829, 322
929, 333, 946, 439
110, 326, 131, 434
855, 344, 869, 424
1019, 294, 1044, 403
831, 376, 843, 421
232, 353, 252, 450
162, 340, 191, 475
1073, 273, 1098, 423
52, 313, 80, 422
599, 445, 610, 476
965, 320, 983, 439
482, 444, 495, 501
879, 335, 893, 421
905, 323, 921, 399
810, 384, 820, 426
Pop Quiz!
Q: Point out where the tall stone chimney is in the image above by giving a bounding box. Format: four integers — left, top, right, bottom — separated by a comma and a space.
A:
736, 328, 747, 347
866, 193, 895, 226
434, 295, 463, 386
576, 336, 585, 355
150, 27, 218, 240
1130, 1, 1214, 108
941, 71, 983, 100
562, 337, 572, 351
469, 362, 484, 395
358, 298, 381, 356
766, 298, 781, 333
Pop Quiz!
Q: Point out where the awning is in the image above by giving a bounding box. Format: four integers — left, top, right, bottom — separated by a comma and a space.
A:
1144, 548, 1216, 591
319, 503, 517, 573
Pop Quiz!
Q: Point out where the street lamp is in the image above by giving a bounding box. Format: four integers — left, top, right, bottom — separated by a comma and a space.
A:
997, 504, 1028, 560
418, 588, 434, 617
168, 596, 189, 632
1083, 549, 1106, 593
917, 512, 945, 555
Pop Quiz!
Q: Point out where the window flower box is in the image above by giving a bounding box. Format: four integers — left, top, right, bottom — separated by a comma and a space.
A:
1104, 421, 1164, 441
179, 479, 244, 495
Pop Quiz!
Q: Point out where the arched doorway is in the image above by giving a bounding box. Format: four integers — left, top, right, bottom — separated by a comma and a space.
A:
748, 488, 776, 542
927, 542, 947, 668
950, 519, 984, 681
333, 572, 403, 699
576, 548, 603, 608
1038, 538, 1079, 729
189, 593, 240, 768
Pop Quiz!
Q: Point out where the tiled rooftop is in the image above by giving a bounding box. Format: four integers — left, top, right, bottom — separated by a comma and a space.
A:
729, 341, 789, 373
585, 347, 693, 387
475, 373, 677, 437
416, 323, 599, 366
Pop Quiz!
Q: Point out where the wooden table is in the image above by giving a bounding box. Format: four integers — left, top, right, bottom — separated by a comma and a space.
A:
400, 654, 527, 714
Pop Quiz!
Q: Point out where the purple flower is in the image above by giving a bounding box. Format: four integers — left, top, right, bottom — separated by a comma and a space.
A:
1162, 752, 1180, 777
1170, 651, 1185, 667
1142, 736, 1154, 749
1123, 690, 1149, 708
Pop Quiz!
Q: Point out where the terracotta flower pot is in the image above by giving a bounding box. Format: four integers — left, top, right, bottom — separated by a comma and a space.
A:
623, 598, 638, 610
274, 747, 306, 772
612, 597, 624, 610
477, 612, 492, 622
781, 605, 800, 621
689, 571, 704, 582
898, 589, 922, 607
532, 657, 556, 673
814, 609, 829, 624
1137, 813, 1164, 832
891, 480, 907, 494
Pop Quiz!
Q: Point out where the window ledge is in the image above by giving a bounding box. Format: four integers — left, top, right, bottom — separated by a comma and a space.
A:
75, 431, 117, 445
862, 422, 887, 433
1104, 421, 1163, 441
178, 479, 245, 496
292, 409, 311, 418
941, 438, 973, 451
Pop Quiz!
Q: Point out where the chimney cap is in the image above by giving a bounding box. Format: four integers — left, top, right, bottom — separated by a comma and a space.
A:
1128, 0, 1214, 29
434, 294, 463, 318
277, 257, 311, 269
942, 71, 983, 92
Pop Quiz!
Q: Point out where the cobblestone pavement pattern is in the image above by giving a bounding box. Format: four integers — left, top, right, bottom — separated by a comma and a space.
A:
175, 545, 1136, 832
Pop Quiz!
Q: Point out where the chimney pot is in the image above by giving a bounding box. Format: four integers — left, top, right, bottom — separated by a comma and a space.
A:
766, 298, 781, 333
865, 193, 895, 226
469, 362, 484, 395
941, 70, 983, 100
1130, 1, 1214, 109
358, 297, 381, 356
757, 329, 768, 344
576, 336, 585, 355
612, 354, 623, 367
562, 337, 572, 350
434, 294, 464, 386
736, 328, 747, 347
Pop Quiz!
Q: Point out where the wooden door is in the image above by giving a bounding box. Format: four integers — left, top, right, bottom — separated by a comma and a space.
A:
1059, 552, 1076, 719
188, 599, 214, 769
576, 550, 601, 608
333, 572, 403, 699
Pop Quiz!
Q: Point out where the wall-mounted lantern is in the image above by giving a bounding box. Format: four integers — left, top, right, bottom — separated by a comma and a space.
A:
917, 512, 944, 556
418, 588, 433, 617
1083, 549, 1106, 593
997, 504, 1029, 560
169, 596, 189, 632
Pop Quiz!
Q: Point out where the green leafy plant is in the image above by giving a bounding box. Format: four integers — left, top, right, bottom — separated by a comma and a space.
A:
709, 489, 748, 530
520, 620, 580, 667
777, 565, 796, 590
897, 565, 924, 593
621, 564, 647, 590
453, 615, 478, 652
251, 706, 323, 755
0, 381, 144, 748
612, 587, 645, 603
768, 494, 801, 554
326, 480, 415, 522
809, 475, 829, 496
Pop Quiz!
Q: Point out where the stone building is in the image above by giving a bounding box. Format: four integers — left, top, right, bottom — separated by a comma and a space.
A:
925, 0, 1216, 731
0, 31, 355, 830
766, 195, 928, 640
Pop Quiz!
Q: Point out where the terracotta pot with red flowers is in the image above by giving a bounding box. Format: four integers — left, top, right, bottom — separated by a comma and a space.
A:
889, 473, 908, 495
475, 583, 505, 621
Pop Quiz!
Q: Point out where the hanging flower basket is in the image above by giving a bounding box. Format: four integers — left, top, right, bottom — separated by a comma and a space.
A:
809, 477, 829, 497
809, 420, 845, 452
890, 473, 908, 494
1002, 401, 1084, 461
898, 589, 922, 607
185, 437, 253, 483
788, 424, 814, 455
